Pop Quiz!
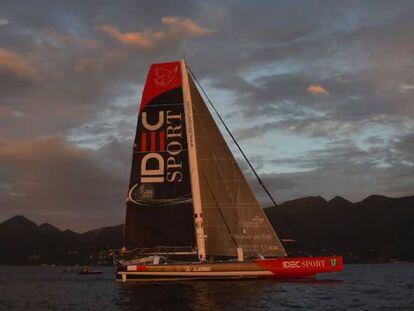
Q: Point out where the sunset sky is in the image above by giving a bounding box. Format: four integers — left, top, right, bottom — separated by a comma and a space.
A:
1, 0, 413, 231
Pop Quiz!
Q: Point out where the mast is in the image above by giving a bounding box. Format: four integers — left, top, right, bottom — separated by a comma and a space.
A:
180, 59, 206, 261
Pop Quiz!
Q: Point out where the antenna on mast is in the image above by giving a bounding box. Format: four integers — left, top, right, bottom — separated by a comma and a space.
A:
180, 51, 187, 60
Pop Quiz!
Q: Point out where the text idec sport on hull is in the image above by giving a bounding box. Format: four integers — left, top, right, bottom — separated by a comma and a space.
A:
140, 109, 183, 183
282, 260, 326, 268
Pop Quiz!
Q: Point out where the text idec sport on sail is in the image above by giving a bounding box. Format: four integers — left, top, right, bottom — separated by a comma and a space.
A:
139, 62, 185, 185
140, 109, 184, 183
125, 61, 195, 249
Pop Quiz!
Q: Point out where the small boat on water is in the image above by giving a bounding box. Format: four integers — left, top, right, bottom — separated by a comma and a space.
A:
78, 268, 102, 275
115, 60, 343, 281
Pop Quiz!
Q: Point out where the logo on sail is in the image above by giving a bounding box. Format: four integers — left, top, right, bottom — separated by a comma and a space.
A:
153, 66, 178, 87
139, 109, 184, 184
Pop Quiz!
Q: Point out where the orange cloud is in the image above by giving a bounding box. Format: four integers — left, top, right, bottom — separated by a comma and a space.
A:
100, 16, 215, 50
102, 50, 128, 68
0, 137, 87, 166
307, 83, 329, 95
161, 16, 216, 37
0, 49, 36, 81
74, 58, 96, 73
0, 106, 10, 117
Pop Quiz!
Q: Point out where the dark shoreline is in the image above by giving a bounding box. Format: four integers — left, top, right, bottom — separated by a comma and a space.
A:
1, 194, 413, 265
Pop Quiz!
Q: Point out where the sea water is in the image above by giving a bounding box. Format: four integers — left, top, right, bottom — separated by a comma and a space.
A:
0, 264, 413, 310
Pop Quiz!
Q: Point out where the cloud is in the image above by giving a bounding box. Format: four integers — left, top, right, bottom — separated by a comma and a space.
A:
237, 118, 363, 140
248, 139, 414, 204
255, 164, 413, 205
42, 28, 100, 49
399, 83, 414, 93
1, 0, 414, 230
101, 50, 128, 68
0, 137, 126, 231
394, 132, 414, 160
100, 16, 215, 50
307, 83, 329, 95
0, 137, 85, 160
0, 106, 10, 117
0, 49, 36, 82
161, 16, 215, 37
0, 18, 9, 26
74, 58, 96, 73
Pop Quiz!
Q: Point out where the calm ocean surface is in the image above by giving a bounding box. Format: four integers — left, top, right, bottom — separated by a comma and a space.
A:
0, 264, 413, 310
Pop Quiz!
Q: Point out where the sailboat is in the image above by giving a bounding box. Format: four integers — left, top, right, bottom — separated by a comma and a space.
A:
115, 60, 343, 281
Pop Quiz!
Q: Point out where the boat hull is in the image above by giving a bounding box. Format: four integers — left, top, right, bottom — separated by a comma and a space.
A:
116, 256, 343, 282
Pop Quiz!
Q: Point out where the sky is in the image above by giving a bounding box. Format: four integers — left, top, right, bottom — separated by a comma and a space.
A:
1, 0, 413, 231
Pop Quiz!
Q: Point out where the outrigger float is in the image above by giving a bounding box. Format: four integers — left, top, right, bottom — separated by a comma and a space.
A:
115, 60, 343, 281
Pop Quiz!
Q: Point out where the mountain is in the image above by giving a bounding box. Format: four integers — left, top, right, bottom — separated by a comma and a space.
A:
0, 215, 123, 265
329, 196, 352, 208
82, 225, 123, 249
265, 195, 414, 262
0, 194, 413, 265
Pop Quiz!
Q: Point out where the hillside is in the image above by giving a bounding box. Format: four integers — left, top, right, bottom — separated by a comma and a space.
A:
0, 194, 413, 265
0, 216, 122, 265
265, 195, 414, 262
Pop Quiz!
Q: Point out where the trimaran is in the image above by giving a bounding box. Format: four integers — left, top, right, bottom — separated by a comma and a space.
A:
115, 60, 343, 281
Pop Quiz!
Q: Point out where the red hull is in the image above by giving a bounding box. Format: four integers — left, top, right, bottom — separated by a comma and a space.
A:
254, 256, 343, 278
117, 256, 343, 281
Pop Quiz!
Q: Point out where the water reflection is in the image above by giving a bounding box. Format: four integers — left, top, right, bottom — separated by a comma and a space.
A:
118, 280, 275, 310
114, 278, 337, 310
1, 265, 412, 310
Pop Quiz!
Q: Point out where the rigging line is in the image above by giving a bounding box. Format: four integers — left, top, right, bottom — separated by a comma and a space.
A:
187, 65, 297, 240
200, 169, 239, 250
